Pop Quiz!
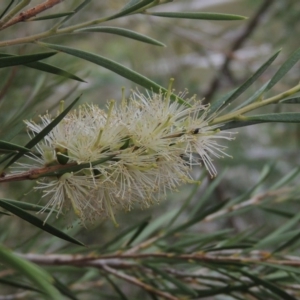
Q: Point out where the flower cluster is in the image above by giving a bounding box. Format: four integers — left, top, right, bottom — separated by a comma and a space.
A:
23, 88, 234, 225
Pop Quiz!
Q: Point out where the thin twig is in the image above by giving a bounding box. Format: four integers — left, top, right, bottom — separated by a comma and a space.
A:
203, 0, 275, 102
203, 187, 291, 222
101, 264, 179, 300
0, 0, 65, 30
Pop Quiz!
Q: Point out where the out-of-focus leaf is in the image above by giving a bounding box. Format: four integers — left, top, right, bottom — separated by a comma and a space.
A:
240, 269, 297, 300
246, 113, 300, 123
125, 218, 151, 247
148, 12, 247, 21
270, 167, 300, 189
254, 212, 300, 249
29, 12, 74, 21
54, 276, 79, 300
98, 216, 151, 252
0, 245, 62, 300
209, 50, 281, 116
55, 0, 92, 27
279, 92, 300, 103
0, 53, 85, 82
0, 198, 58, 213
234, 81, 270, 110
108, 0, 154, 20
103, 274, 129, 300
0, 0, 14, 19
0, 200, 85, 246
75, 26, 165, 46
0, 278, 42, 293
267, 47, 300, 91
191, 169, 226, 217
0, 140, 29, 152
146, 265, 197, 297
0, 52, 56, 68
37, 42, 189, 105
221, 113, 300, 130
4, 95, 81, 169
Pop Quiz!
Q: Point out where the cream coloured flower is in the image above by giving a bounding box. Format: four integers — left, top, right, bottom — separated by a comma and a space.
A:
22, 87, 234, 225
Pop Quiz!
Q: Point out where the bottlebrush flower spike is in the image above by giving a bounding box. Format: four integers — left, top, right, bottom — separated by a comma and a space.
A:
22, 82, 234, 226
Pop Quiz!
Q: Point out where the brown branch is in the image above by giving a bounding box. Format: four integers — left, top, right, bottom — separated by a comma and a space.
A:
0, 0, 65, 30
203, 0, 275, 102
18, 250, 300, 268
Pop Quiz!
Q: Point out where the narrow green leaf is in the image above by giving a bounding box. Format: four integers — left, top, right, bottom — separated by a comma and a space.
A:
279, 92, 300, 103
0, 52, 56, 68
267, 47, 300, 91
209, 50, 281, 116
191, 169, 226, 217
221, 113, 300, 130
75, 26, 165, 47
246, 112, 300, 123
240, 270, 297, 300
255, 212, 300, 249
146, 265, 197, 297
0, 0, 14, 19
0, 278, 42, 293
234, 81, 270, 111
98, 216, 151, 252
0, 198, 58, 213
270, 167, 300, 189
54, 0, 92, 27
272, 231, 300, 253
259, 206, 294, 218
108, 0, 154, 20
0, 245, 62, 300
0, 53, 85, 82
0, 200, 85, 246
53, 276, 79, 300
0, 140, 29, 152
103, 274, 129, 300
4, 95, 81, 169
29, 12, 74, 21
165, 201, 227, 237
125, 218, 150, 246
148, 12, 247, 21
37, 42, 188, 105
121, 0, 144, 10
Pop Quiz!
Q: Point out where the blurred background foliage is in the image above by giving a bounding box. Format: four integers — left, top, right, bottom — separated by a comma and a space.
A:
0, 0, 300, 299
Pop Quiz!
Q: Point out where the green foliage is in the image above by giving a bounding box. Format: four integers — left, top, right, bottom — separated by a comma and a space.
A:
0, 1, 299, 299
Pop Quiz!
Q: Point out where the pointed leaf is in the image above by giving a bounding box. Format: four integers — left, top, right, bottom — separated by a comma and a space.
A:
0, 0, 14, 19
108, 0, 154, 20
54, 0, 93, 28
221, 113, 300, 130
0, 198, 58, 213
267, 47, 300, 91
0, 278, 42, 293
279, 92, 300, 103
75, 26, 165, 47
234, 81, 270, 110
148, 12, 246, 21
0, 140, 29, 152
4, 95, 81, 169
0, 53, 85, 82
0, 199, 85, 246
37, 42, 188, 105
0, 52, 56, 68
53, 276, 79, 300
240, 270, 297, 300
209, 50, 281, 116
30, 12, 74, 21
0, 245, 62, 300
145, 265, 197, 296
